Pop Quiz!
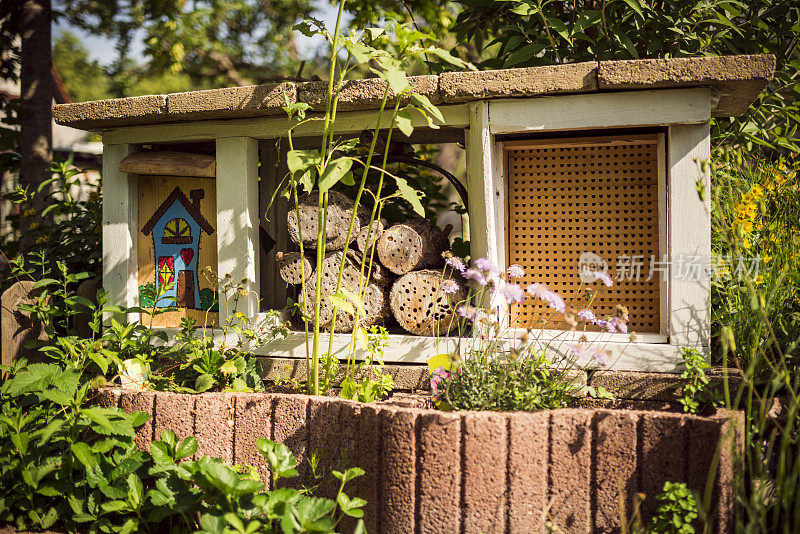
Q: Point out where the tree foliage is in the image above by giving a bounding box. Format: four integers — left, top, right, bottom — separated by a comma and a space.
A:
453, 0, 800, 153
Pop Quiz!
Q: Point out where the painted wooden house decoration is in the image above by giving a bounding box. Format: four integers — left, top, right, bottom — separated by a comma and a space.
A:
141, 186, 214, 309
54, 54, 775, 370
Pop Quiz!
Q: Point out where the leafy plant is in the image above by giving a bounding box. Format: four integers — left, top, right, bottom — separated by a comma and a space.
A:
649, 481, 698, 534
676, 348, 722, 414
454, 0, 800, 155
0, 356, 367, 533
281, 12, 474, 396
340, 326, 394, 403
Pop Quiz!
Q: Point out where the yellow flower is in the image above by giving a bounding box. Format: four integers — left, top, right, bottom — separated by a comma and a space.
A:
755, 275, 764, 285
763, 255, 772, 264
28, 221, 40, 230
35, 235, 49, 244
22, 208, 36, 217
742, 238, 752, 250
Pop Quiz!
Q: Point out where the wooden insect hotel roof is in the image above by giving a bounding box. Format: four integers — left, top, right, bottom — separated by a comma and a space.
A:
53, 55, 775, 130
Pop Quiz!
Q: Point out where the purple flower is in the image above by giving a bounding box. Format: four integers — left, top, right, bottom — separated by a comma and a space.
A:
568, 343, 611, 367
445, 256, 466, 273
593, 348, 611, 366
430, 366, 450, 401
577, 309, 597, 324
463, 268, 487, 286
440, 279, 460, 294
507, 264, 525, 279
456, 305, 479, 321
501, 283, 526, 304
475, 257, 500, 275
586, 270, 614, 287
606, 316, 628, 334
527, 283, 566, 313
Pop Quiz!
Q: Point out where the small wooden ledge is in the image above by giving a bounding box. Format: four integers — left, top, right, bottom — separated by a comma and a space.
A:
118, 150, 215, 177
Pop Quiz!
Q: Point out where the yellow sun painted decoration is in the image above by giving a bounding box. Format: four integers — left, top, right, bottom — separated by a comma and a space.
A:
164, 218, 191, 239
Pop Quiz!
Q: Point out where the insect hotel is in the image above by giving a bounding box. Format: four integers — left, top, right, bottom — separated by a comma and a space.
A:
53, 54, 774, 371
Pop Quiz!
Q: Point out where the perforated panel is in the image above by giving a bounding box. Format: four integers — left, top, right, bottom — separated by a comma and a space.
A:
506, 135, 662, 334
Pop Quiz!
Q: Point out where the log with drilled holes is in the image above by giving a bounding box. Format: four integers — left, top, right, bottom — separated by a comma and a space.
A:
389, 269, 465, 336
377, 219, 452, 276
287, 191, 360, 251
276, 251, 313, 285
356, 220, 384, 255
350, 249, 393, 288
302, 250, 390, 332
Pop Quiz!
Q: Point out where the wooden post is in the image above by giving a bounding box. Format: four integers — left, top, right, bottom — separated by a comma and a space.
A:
102, 143, 136, 322
668, 122, 711, 348
216, 137, 260, 318
2, 281, 48, 370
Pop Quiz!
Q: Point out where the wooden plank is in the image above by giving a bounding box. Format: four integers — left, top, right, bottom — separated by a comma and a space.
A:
1, 281, 48, 370
102, 143, 136, 321
488, 88, 711, 135
137, 174, 219, 327
667, 123, 711, 348
216, 137, 260, 317
119, 150, 215, 177
101, 104, 471, 145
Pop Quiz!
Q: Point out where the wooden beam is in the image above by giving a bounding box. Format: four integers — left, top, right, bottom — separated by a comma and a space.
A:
489, 88, 711, 135
119, 150, 215, 177
216, 137, 260, 317
100, 104, 471, 145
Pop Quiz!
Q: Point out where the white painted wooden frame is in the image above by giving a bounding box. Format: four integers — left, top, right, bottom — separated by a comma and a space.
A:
215, 137, 260, 318
101, 88, 712, 371
102, 143, 136, 322
467, 88, 712, 368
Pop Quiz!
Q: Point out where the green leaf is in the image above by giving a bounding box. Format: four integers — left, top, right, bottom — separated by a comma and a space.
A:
340, 171, 355, 186
621, 0, 644, 18
425, 47, 476, 70
409, 93, 444, 125
101, 500, 129, 513
332, 467, 365, 484
356, 326, 368, 350
127, 473, 143, 509
149, 441, 174, 465
504, 43, 546, 67
318, 157, 354, 193
394, 108, 414, 137
380, 66, 410, 94
12, 432, 30, 455
394, 176, 425, 217
546, 16, 570, 41
327, 292, 355, 314
287, 150, 323, 174
219, 359, 238, 375
257, 439, 298, 480
176, 436, 198, 460
32, 278, 59, 289
195, 373, 215, 392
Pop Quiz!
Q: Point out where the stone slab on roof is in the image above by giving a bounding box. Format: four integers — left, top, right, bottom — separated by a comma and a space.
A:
53, 54, 774, 130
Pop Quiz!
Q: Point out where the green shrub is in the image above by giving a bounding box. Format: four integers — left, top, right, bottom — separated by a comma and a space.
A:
0, 358, 366, 533
649, 482, 698, 534
441, 352, 580, 412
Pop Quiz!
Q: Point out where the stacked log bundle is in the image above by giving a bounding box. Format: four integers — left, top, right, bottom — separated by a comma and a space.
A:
282, 192, 459, 336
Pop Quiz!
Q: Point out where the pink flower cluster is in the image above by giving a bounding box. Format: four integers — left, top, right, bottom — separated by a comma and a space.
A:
526, 283, 566, 313
567, 343, 611, 366
576, 308, 628, 333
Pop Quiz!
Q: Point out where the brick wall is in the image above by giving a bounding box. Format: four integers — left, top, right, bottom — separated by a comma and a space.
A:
96, 389, 742, 533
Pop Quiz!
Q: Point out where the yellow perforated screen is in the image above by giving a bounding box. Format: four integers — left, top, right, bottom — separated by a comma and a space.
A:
505, 134, 662, 334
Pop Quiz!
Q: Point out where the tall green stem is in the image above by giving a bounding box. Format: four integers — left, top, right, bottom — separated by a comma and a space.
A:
311, 0, 347, 396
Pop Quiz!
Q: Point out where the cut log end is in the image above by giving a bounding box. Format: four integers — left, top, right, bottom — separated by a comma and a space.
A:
277, 251, 313, 285
286, 190, 361, 251
377, 219, 450, 276
389, 269, 465, 336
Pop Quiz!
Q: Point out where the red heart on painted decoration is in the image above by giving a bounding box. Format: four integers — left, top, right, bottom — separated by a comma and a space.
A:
180, 248, 194, 265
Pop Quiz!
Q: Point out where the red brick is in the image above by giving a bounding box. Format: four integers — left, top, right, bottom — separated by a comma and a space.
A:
379, 408, 417, 534
93, 387, 121, 408
592, 410, 639, 531
234, 393, 274, 484
153, 392, 195, 444
339, 402, 381, 533
549, 409, 592, 533
273, 394, 309, 489
462, 412, 507, 534
639, 412, 688, 521
508, 411, 548, 532
688, 410, 743, 533
307, 397, 343, 500
195, 393, 235, 463
417, 411, 461, 533
119, 390, 155, 451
